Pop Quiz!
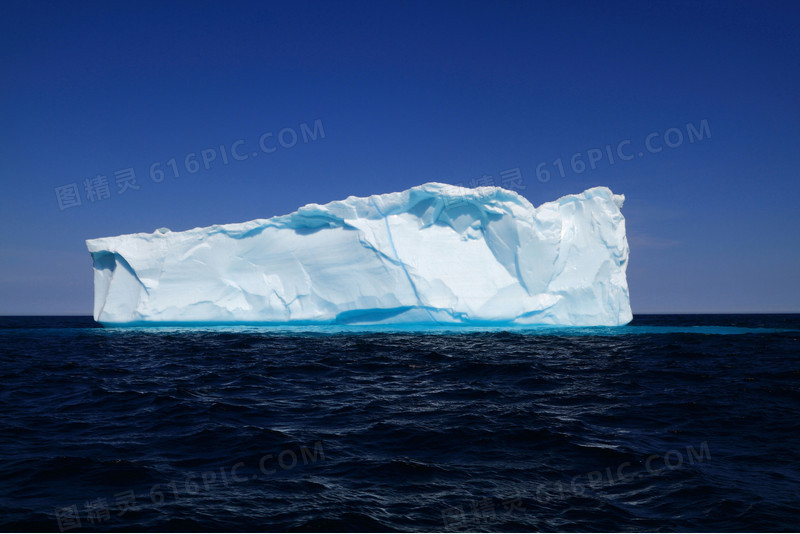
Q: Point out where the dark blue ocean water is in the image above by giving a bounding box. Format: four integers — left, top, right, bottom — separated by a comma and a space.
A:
1, 315, 798, 532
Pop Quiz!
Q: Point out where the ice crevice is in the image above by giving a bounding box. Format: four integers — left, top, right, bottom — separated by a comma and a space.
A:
370, 198, 438, 324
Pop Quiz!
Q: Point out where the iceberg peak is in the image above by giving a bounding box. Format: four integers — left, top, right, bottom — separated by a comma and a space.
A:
86, 182, 631, 326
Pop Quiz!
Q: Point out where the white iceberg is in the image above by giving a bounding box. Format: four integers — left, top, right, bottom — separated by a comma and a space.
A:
86, 183, 631, 326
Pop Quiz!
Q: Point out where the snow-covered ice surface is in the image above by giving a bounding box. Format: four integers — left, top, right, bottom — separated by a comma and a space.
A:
86, 183, 631, 326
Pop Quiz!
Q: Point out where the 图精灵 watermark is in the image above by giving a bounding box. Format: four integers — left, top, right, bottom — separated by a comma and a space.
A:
533, 119, 711, 183
442, 441, 711, 530
54, 119, 326, 211
53, 441, 325, 531
438, 166, 527, 208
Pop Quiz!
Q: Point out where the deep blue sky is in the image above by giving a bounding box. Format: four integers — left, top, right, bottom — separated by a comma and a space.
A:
1, 0, 798, 314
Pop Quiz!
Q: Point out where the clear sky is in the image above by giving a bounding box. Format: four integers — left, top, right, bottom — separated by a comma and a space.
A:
1, 0, 798, 315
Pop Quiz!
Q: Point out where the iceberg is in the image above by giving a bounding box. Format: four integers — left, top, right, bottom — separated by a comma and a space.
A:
86, 183, 631, 326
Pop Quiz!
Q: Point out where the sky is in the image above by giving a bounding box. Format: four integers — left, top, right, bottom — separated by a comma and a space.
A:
1, 0, 799, 315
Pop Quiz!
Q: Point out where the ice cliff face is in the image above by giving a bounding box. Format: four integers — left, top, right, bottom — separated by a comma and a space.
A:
86, 183, 631, 326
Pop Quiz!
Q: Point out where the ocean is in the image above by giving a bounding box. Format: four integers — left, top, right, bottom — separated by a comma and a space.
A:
0, 314, 798, 532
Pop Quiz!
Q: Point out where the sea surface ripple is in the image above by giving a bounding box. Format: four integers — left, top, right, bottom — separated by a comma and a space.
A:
0, 314, 798, 531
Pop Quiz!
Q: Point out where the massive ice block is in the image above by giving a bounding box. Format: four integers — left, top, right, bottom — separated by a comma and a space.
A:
86, 183, 631, 326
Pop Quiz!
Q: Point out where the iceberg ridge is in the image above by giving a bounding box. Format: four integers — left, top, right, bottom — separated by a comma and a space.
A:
86, 182, 631, 326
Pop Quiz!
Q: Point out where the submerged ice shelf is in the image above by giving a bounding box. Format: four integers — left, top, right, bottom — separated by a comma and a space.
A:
86, 183, 631, 326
